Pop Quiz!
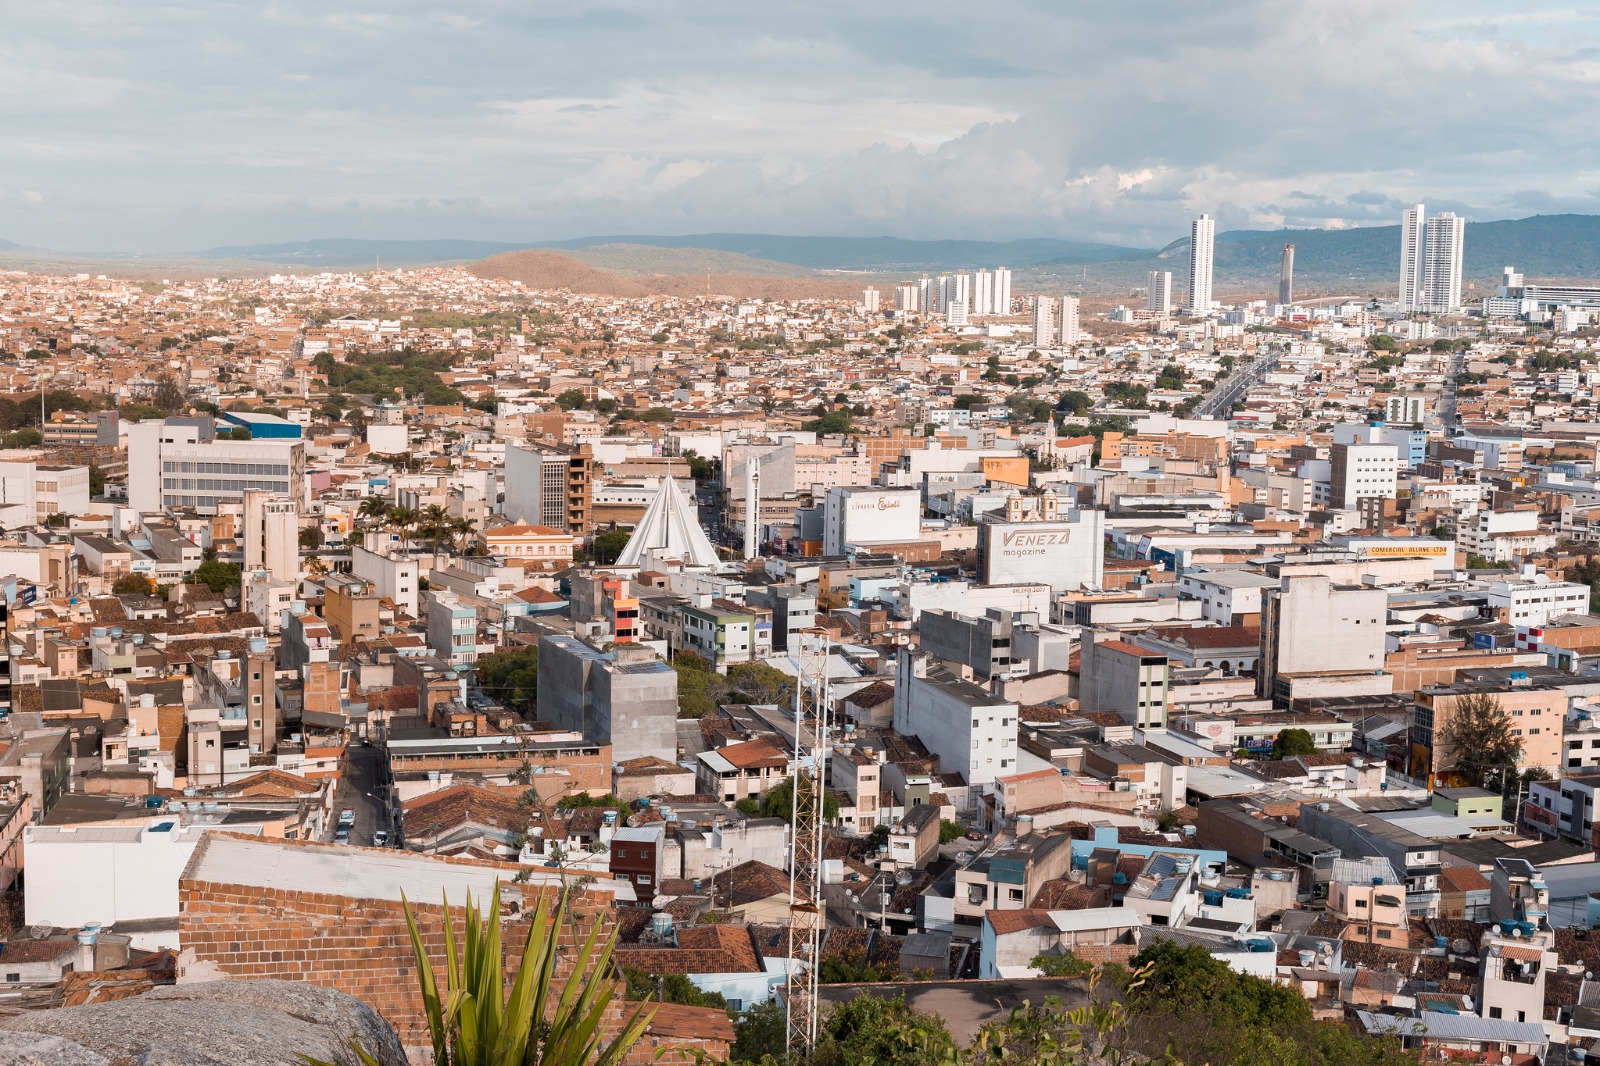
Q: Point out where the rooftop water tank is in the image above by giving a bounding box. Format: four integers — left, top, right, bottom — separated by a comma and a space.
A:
650, 912, 674, 938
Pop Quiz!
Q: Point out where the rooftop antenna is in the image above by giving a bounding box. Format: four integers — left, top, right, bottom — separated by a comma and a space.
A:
785, 627, 832, 1057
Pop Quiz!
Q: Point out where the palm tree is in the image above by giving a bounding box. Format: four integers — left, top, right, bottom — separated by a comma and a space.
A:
386, 505, 418, 554
419, 504, 452, 553
359, 495, 390, 529
450, 517, 477, 554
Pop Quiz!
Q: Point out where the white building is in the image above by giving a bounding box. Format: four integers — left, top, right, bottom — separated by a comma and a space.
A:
242, 489, 298, 585
893, 284, 918, 313
972, 270, 994, 316
1329, 441, 1399, 510
1384, 394, 1429, 425
351, 543, 421, 619
944, 298, 969, 327
1178, 568, 1279, 625
1423, 212, 1466, 313
1486, 576, 1590, 627
893, 649, 1019, 789
1032, 297, 1056, 347
862, 287, 880, 313
821, 486, 921, 555
23, 819, 246, 939
126, 419, 305, 516
1458, 510, 1552, 563
0, 462, 91, 526
1399, 203, 1426, 313
1259, 574, 1387, 697
993, 267, 1012, 315
1187, 214, 1215, 314
1147, 271, 1173, 315
1059, 296, 1081, 346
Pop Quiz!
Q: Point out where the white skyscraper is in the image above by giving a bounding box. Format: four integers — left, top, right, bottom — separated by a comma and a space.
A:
1032, 296, 1057, 346
1399, 203, 1425, 313
861, 287, 880, 313
916, 276, 934, 312
932, 275, 952, 313
1422, 212, 1465, 313
1147, 271, 1173, 315
944, 299, 968, 327
952, 273, 971, 312
972, 270, 993, 316
1059, 296, 1081, 346
893, 284, 918, 313
1187, 214, 1215, 314
993, 267, 1012, 315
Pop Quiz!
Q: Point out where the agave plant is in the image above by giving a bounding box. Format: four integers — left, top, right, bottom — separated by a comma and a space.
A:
308, 882, 652, 1066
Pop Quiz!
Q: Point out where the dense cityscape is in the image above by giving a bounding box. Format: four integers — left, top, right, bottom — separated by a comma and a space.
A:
0, 190, 1596, 1064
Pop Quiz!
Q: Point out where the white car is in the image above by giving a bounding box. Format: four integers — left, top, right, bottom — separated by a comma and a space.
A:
372, 830, 390, 847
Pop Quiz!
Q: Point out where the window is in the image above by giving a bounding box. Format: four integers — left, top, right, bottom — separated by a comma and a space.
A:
4, 974, 16, 983
638, 875, 652, 885
1008, 889, 1023, 902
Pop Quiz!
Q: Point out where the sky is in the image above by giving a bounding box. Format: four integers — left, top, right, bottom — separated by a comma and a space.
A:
5, 1, 1600, 252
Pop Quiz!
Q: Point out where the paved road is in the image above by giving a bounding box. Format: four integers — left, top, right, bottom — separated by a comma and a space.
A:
329, 742, 390, 846
1437, 351, 1464, 429
1196, 353, 1279, 418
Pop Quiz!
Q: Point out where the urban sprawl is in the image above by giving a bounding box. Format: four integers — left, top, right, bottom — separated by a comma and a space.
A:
2, 202, 1600, 1062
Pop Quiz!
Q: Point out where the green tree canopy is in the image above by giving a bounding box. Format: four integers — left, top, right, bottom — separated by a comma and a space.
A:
1440, 692, 1523, 788
591, 529, 631, 566
1271, 727, 1318, 759
188, 559, 241, 594
476, 644, 539, 710
112, 573, 156, 596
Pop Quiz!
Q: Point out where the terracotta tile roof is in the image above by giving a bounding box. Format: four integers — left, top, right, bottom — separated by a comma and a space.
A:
712, 737, 788, 770
724, 860, 791, 906
401, 783, 532, 839
645, 1002, 735, 1044
617, 756, 686, 777
1438, 866, 1491, 894
614, 923, 761, 975
983, 909, 1056, 935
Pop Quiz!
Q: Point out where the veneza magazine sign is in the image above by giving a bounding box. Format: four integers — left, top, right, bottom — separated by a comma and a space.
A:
980, 510, 1104, 592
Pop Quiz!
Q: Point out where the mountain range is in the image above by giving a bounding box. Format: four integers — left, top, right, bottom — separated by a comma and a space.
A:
5, 214, 1600, 292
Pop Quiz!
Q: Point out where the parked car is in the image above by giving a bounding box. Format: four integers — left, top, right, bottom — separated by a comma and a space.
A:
966, 829, 986, 841
333, 826, 351, 845
338, 808, 356, 826
372, 830, 389, 847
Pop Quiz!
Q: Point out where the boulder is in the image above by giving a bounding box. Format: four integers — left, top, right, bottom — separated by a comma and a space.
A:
0, 979, 406, 1066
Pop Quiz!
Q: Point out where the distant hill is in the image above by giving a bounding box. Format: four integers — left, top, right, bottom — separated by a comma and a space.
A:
539, 233, 1147, 271
563, 243, 823, 278
470, 250, 864, 300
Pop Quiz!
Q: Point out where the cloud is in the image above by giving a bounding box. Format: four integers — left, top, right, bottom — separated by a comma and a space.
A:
3, 1, 1600, 249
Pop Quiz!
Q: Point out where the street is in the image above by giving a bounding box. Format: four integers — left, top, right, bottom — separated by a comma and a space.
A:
1196, 352, 1280, 419
329, 742, 391, 846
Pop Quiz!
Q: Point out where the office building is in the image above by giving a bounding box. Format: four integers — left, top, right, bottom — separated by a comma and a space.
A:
1279, 243, 1294, 305
502, 443, 591, 534
126, 418, 305, 516
944, 298, 968, 326
242, 489, 298, 585
1399, 204, 1425, 313
1147, 271, 1173, 315
1423, 211, 1465, 313
1187, 214, 1215, 313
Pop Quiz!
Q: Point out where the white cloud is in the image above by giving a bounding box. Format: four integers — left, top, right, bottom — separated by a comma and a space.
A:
3, 0, 1600, 249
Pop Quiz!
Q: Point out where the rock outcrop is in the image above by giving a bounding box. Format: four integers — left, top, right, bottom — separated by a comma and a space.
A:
0, 979, 406, 1066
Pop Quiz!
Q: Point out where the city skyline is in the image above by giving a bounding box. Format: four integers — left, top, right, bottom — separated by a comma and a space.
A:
6, 2, 1600, 251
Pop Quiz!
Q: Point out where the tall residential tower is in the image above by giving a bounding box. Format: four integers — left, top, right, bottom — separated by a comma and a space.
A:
1279, 243, 1294, 305
1187, 214, 1215, 314
1399, 204, 1425, 313
1422, 212, 1466, 313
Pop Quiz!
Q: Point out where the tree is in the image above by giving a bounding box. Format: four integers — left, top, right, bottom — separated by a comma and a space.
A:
1056, 390, 1093, 417
189, 559, 242, 594
819, 947, 900, 984
804, 410, 854, 436
476, 644, 539, 709
554, 389, 588, 410
358, 494, 391, 528
150, 373, 188, 415
808, 993, 957, 1065
386, 505, 418, 553
939, 819, 965, 844
725, 661, 796, 707
752, 774, 839, 823
113, 573, 155, 596
591, 529, 631, 566
621, 968, 730, 1014
88, 463, 106, 497
1271, 728, 1318, 759
1440, 692, 1523, 788
730, 999, 786, 1063
672, 651, 726, 719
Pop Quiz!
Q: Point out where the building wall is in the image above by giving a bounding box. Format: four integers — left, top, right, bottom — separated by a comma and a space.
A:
178, 856, 724, 1063
25, 822, 205, 928
350, 545, 420, 619
592, 650, 679, 766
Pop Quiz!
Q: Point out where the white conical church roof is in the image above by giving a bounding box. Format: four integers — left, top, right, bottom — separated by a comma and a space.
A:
614, 477, 721, 569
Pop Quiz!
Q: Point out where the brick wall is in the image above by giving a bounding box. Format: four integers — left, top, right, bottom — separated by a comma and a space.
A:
179, 858, 726, 1063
